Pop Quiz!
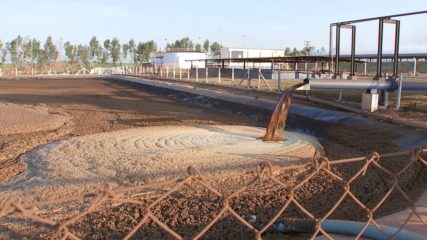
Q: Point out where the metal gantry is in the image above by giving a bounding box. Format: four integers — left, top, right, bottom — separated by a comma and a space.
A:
329, 10, 427, 106
330, 10, 426, 79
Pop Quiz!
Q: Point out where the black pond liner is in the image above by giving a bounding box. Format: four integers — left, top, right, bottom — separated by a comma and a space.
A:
106, 76, 427, 151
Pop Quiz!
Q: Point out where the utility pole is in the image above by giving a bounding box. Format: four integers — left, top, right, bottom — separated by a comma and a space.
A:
304, 41, 311, 56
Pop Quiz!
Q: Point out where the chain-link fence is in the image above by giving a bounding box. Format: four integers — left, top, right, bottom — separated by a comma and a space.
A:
1, 148, 426, 239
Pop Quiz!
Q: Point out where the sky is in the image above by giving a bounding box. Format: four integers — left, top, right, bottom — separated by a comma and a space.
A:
0, 0, 426, 54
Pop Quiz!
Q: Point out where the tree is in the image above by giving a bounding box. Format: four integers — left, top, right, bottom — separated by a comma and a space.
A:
0, 39, 7, 65
44, 36, 59, 68
210, 42, 222, 56
195, 44, 202, 52
122, 43, 130, 60
128, 39, 136, 63
7, 35, 24, 68
203, 39, 210, 53
103, 39, 111, 50
22, 37, 33, 66
31, 39, 42, 67
110, 38, 121, 65
89, 37, 100, 61
96, 46, 103, 61
284, 47, 291, 56
167, 37, 194, 51
64, 41, 77, 64
77, 45, 90, 66
102, 39, 111, 64
290, 47, 299, 56
135, 40, 157, 63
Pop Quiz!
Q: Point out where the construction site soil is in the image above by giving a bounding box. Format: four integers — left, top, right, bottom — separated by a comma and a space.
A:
0, 77, 426, 239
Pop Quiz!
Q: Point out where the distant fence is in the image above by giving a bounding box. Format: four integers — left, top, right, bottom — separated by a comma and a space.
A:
1, 148, 426, 239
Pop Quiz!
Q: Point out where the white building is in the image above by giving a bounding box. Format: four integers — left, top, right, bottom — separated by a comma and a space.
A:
150, 52, 206, 68
220, 47, 286, 68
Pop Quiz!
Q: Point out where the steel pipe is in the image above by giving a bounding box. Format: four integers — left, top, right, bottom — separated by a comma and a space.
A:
304, 79, 396, 91
303, 78, 427, 92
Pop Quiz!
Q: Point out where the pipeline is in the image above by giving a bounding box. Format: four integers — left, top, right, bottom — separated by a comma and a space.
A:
304, 77, 427, 92
274, 219, 427, 240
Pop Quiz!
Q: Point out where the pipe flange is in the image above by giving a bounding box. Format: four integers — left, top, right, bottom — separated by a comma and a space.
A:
386, 76, 399, 92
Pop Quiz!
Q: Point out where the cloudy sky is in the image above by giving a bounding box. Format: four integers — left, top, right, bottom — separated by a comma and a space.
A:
0, 0, 426, 54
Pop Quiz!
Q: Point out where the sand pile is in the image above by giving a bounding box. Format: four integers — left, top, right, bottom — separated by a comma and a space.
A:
0, 103, 69, 135
2, 125, 322, 198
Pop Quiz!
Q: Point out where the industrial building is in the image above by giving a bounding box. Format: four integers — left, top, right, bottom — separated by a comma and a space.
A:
220, 47, 286, 68
150, 51, 206, 68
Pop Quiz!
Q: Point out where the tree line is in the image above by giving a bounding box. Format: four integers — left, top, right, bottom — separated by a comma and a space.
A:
0, 35, 324, 71
0, 36, 161, 70
165, 37, 222, 56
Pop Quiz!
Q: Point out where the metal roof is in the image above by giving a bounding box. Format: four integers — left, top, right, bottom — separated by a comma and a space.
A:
187, 56, 361, 63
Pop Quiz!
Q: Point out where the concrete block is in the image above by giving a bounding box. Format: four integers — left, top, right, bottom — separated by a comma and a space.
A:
361, 93, 379, 112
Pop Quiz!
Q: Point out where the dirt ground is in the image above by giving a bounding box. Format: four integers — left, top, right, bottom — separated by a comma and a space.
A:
0, 78, 257, 182
0, 77, 426, 239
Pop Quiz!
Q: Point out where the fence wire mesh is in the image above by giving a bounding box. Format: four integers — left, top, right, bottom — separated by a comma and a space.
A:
0, 148, 426, 239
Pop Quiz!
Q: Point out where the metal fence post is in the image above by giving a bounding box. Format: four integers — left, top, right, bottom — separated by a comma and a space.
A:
413, 57, 417, 77
187, 68, 190, 81
218, 68, 221, 84
166, 66, 169, 79
205, 68, 208, 83
258, 68, 261, 90
179, 69, 182, 80
278, 65, 281, 91
160, 67, 163, 78
231, 68, 235, 86
173, 67, 176, 79
395, 73, 403, 110
196, 67, 199, 82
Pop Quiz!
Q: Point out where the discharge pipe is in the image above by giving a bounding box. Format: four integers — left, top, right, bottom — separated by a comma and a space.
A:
274, 219, 426, 240
302, 77, 427, 92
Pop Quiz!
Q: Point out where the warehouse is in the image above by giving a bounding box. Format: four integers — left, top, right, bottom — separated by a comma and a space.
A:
151, 51, 206, 68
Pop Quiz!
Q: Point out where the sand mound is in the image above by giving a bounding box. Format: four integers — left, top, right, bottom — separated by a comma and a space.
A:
0, 103, 69, 135
19, 125, 322, 183
0, 125, 322, 200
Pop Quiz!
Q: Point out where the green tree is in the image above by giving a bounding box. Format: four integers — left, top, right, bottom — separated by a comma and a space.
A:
167, 37, 194, 51
195, 43, 202, 52
89, 37, 100, 61
36, 49, 46, 68
290, 47, 299, 56
110, 38, 121, 65
284, 47, 291, 56
44, 36, 59, 68
22, 38, 33, 66
77, 45, 90, 66
96, 46, 103, 61
210, 42, 222, 56
128, 39, 136, 63
31, 39, 42, 67
103, 39, 111, 50
0, 39, 7, 65
203, 39, 210, 53
7, 35, 24, 68
122, 43, 130, 60
64, 41, 77, 64
102, 39, 111, 64
135, 40, 157, 63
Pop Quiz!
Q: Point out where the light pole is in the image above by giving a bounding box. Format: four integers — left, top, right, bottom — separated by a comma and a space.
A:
242, 34, 247, 49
